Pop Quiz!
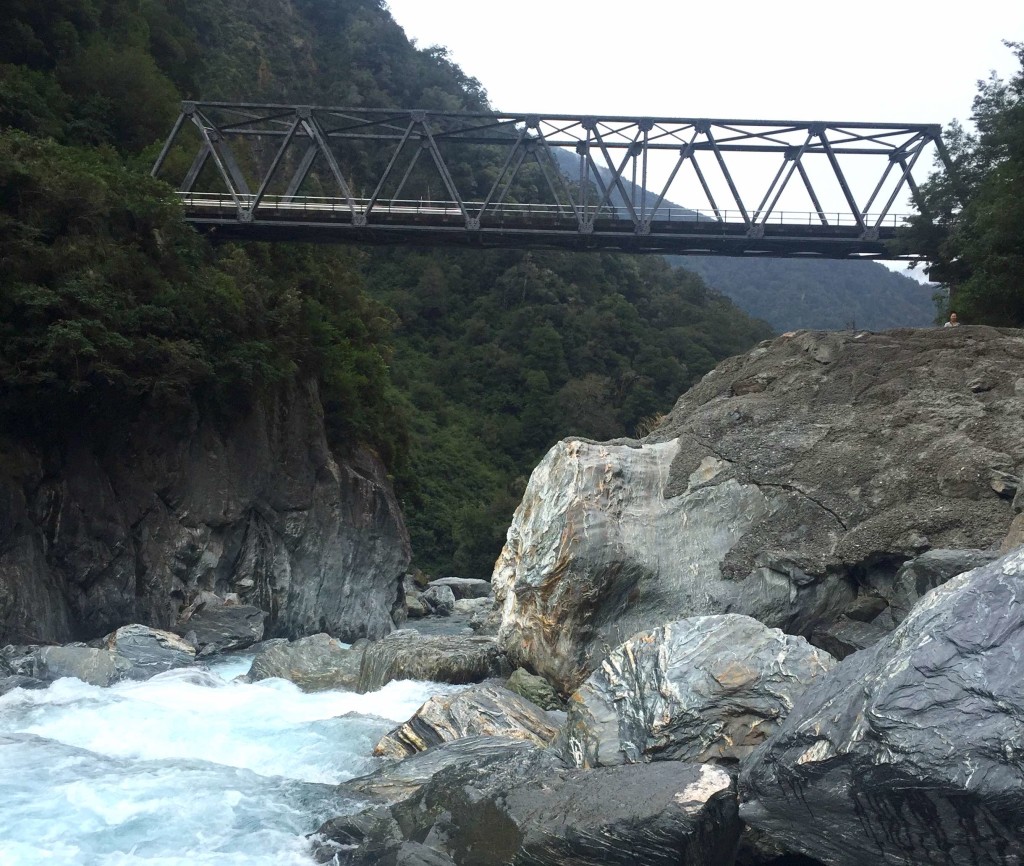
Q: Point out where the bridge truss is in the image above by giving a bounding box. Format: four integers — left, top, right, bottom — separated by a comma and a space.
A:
152, 101, 950, 258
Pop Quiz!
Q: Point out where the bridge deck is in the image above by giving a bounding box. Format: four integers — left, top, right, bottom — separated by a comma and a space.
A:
183, 195, 906, 258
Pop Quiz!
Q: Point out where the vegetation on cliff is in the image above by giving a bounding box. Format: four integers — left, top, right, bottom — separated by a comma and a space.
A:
900, 41, 1024, 325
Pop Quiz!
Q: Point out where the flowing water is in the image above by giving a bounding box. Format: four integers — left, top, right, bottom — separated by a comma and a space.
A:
0, 654, 462, 865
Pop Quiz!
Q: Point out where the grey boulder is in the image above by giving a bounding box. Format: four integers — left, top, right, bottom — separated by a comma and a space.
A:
247, 633, 365, 691
564, 615, 835, 768
740, 546, 1024, 866
427, 577, 492, 600
175, 593, 266, 655
372, 683, 559, 759
420, 585, 455, 617
104, 624, 196, 679
357, 631, 510, 693
32, 645, 133, 686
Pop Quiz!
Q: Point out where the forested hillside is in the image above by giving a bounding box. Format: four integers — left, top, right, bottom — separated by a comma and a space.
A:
671, 257, 937, 331
0, 0, 772, 576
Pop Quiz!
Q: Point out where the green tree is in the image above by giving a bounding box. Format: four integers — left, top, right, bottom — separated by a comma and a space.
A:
900, 41, 1024, 324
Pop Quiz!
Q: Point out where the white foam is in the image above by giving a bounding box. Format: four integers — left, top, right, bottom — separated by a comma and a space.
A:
0, 661, 465, 864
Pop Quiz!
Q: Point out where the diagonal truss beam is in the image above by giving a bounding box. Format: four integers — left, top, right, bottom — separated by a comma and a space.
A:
152, 102, 954, 258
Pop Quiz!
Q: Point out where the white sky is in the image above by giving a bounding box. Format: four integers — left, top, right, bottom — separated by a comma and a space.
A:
384, 0, 1022, 278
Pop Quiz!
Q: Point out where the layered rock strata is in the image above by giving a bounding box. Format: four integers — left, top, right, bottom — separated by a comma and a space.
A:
563, 615, 835, 768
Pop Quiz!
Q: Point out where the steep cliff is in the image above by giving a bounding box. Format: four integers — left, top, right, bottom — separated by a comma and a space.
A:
0, 381, 409, 644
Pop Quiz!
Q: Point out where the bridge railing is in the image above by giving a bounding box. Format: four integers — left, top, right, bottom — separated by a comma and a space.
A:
179, 192, 911, 229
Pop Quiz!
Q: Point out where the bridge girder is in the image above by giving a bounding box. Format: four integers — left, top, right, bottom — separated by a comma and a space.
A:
151, 102, 950, 259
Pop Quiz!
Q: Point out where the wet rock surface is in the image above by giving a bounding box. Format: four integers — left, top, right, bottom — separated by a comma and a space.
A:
357, 630, 510, 693
174, 592, 266, 655
564, 615, 835, 767
247, 633, 365, 691
103, 624, 196, 679
329, 747, 740, 866
494, 327, 1024, 692
373, 683, 559, 759
740, 547, 1024, 866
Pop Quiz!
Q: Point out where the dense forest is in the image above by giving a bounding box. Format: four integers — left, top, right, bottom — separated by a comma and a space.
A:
0, 0, 772, 575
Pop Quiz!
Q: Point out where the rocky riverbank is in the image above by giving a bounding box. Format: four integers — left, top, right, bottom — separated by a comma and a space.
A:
4, 326, 1023, 864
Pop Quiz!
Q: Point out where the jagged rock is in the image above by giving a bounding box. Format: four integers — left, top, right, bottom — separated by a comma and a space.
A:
404, 591, 429, 619
506, 667, 561, 711
32, 645, 133, 686
810, 615, 889, 659
451, 597, 490, 618
0, 380, 409, 645
494, 328, 1024, 693
357, 631, 510, 693
248, 633, 365, 691
740, 547, 1024, 866
372, 753, 740, 866
343, 736, 541, 806
373, 683, 559, 759
420, 585, 455, 617
427, 577, 492, 600
0, 654, 11, 677
0, 675, 46, 694
887, 547, 998, 623
174, 594, 265, 655
469, 610, 500, 635
103, 624, 196, 679
564, 615, 835, 768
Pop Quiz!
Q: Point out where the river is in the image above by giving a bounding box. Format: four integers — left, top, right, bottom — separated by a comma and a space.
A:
0, 654, 460, 864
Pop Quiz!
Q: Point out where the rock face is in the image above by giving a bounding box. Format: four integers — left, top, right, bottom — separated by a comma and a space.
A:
357, 631, 511, 693
0, 380, 409, 644
740, 547, 1024, 866
495, 327, 1024, 692
373, 683, 559, 759
564, 615, 835, 768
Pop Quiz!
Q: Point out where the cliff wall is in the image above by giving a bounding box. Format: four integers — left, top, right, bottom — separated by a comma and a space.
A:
0, 381, 409, 643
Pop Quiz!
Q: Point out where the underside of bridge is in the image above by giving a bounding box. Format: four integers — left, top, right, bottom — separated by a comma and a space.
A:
152, 103, 953, 259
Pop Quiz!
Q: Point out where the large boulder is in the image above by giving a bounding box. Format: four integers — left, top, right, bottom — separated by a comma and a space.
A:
331, 748, 740, 866
357, 631, 511, 693
495, 328, 1024, 692
103, 624, 196, 679
740, 546, 1024, 865
247, 633, 365, 691
563, 615, 835, 768
174, 592, 266, 654
427, 577, 492, 600
373, 683, 559, 759
0, 380, 409, 644
32, 645, 132, 686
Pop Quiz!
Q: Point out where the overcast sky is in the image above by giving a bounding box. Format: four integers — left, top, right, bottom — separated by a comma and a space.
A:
384, 1, 1021, 277
385, 1, 1020, 125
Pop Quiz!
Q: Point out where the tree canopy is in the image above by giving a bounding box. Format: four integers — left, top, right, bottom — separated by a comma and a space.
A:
899, 41, 1024, 325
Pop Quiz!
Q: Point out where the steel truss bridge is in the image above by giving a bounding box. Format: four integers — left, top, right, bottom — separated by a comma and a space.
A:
152, 102, 951, 259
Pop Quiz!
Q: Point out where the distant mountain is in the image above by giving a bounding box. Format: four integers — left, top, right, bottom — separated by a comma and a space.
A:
668, 257, 938, 332
550, 150, 938, 331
